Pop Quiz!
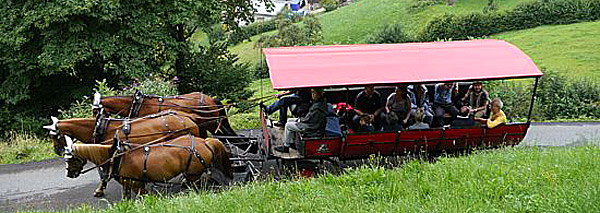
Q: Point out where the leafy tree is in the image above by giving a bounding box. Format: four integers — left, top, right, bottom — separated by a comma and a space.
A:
0, 0, 269, 135
0, 0, 267, 105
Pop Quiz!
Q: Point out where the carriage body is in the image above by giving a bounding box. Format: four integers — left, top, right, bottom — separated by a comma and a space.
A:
258, 39, 543, 168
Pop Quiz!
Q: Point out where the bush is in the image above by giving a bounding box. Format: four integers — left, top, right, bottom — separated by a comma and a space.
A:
420, 0, 600, 41
321, 0, 339, 11
537, 71, 600, 120
255, 15, 323, 48
226, 8, 303, 46
487, 70, 600, 121
409, 0, 445, 12
487, 80, 538, 121
178, 41, 253, 103
366, 22, 409, 44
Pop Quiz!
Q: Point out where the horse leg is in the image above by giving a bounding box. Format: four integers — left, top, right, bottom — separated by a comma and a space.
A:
121, 178, 132, 200
94, 181, 108, 197
94, 165, 110, 197
134, 181, 147, 198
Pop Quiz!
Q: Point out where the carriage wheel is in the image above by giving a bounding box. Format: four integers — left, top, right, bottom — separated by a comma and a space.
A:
294, 161, 319, 178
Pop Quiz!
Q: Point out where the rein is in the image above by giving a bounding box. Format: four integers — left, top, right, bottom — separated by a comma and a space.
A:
78, 116, 228, 175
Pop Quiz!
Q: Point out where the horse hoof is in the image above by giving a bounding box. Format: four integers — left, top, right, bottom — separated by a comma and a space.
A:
94, 191, 105, 197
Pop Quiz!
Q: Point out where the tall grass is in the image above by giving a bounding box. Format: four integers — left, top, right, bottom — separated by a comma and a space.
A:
82, 146, 600, 212
0, 131, 55, 164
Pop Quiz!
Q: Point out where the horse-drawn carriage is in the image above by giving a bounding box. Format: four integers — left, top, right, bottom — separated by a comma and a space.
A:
248, 39, 543, 176
45, 39, 542, 198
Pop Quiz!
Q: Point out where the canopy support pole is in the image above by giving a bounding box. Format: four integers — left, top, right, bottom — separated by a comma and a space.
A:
526, 77, 540, 125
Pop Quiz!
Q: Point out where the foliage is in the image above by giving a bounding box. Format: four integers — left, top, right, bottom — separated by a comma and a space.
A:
84, 146, 600, 212
226, 8, 305, 46
59, 77, 178, 119
487, 80, 538, 121
366, 22, 409, 44
178, 42, 253, 103
487, 70, 600, 121
0, 131, 54, 164
483, 0, 498, 13
420, 0, 600, 41
255, 15, 323, 48
321, 0, 340, 11
0, 0, 267, 136
537, 71, 600, 120
409, 0, 445, 11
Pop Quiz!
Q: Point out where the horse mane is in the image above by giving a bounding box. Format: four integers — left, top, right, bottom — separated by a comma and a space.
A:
73, 144, 112, 165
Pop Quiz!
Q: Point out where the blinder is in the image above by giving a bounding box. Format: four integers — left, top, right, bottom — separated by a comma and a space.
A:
129, 91, 145, 118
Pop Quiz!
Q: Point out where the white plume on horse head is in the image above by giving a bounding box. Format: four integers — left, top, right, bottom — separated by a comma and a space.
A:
92, 92, 102, 109
64, 135, 74, 158
43, 116, 59, 135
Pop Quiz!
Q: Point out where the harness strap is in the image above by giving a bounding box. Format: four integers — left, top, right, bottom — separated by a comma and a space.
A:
142, 146, 150, 181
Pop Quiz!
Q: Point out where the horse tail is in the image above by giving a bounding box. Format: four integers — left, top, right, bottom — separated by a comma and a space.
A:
208, 138, 233, 181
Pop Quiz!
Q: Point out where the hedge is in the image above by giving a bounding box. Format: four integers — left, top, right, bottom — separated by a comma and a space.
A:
420, 0, 600, 41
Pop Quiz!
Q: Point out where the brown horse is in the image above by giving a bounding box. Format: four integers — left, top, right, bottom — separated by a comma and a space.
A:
43, 110, 200, 197
92, 91, 241, 143
64, 136, 232, 199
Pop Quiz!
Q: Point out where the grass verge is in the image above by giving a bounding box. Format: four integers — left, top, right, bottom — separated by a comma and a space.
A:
0, 131, 55, 164
83, 146, 600, 212
492, 21, 600, 79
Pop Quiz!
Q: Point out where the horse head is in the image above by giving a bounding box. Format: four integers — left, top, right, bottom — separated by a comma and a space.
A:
63, 135, 87, 178
43, 116, 66, 156
92, 93, 134, 117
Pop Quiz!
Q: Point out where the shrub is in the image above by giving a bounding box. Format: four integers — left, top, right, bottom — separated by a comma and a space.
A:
420, 0, 600, 41
366, 22, 409, 44
487, 70, 600, 121
537, 71, 600, 120
321, 0, 339, 11
226, 8, 304, 46
178, 41, 253, 103
409, 0, 445, 12
255, 15, 323, 48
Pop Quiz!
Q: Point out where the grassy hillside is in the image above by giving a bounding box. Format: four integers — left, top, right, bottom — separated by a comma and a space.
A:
492, 21, 600, 79
230, 0, 531, 66
86, 146, 600, 212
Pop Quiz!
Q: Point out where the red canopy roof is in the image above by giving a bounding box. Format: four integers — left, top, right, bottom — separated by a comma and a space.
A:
262, 39, 542, 90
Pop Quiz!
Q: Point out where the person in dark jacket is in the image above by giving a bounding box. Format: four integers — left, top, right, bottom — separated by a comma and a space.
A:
262, 89, 311, 127
352, 86, 383, 130
275, 88, 328, 153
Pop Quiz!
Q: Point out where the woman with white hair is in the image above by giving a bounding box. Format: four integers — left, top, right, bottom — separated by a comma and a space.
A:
475, 98, 507, 128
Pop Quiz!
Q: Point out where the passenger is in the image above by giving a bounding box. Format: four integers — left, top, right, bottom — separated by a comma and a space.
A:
356, 114, 375, 133
433, 82, 459, 127
408, 84, 433, 125
352, 86, 383, 130
275, 88, 328, 153
451, 106, 476, 127
461, 81, 490, 118
382, 86, 412, 128
381, 111, 402, 131
408, 109, 430, 130
262, 89, 311, 127
475, 98, 507, 128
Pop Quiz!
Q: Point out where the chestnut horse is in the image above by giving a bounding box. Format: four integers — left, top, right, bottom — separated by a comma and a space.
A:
44, 110, 201, 197
64, 136, 232, 199
92, 91, 243, 144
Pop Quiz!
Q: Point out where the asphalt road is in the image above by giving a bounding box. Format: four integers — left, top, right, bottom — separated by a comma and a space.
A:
1, 122, 599, 212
